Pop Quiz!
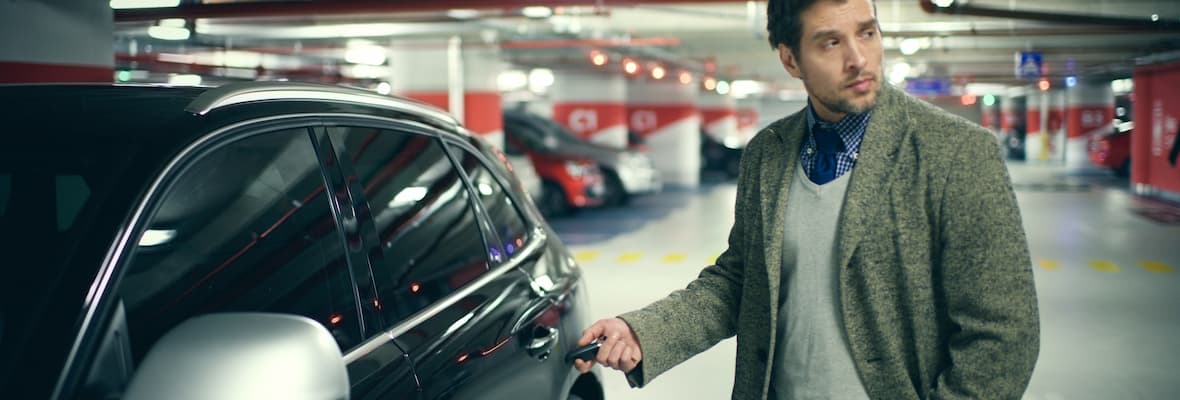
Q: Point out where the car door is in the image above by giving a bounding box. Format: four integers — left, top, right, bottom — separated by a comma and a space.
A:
436, 136, 578, 400
73, 122, 374, 399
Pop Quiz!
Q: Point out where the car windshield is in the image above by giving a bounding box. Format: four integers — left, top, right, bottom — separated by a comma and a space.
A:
0, 141, 133, 364
533, 116, 586, 143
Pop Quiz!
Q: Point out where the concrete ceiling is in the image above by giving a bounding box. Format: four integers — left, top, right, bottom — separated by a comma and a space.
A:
113, 0, 1180, 92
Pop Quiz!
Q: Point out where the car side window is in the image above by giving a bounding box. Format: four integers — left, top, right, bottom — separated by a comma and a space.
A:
450, 144, 532, 258
325, 126, 491, 325
118, 127, 363, 360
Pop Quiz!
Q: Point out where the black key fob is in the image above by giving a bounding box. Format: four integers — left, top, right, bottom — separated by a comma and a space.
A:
565, 340, 601, 364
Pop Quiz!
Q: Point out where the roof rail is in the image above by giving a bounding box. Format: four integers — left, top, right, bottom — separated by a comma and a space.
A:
184, 81, 459, 126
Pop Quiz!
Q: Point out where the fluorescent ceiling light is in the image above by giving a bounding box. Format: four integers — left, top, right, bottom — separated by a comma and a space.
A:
345, 43, 388, 66
110, 0, 179, 9
899, 38, 923, 55
138, 229, 177, 247
168, 74, 201, 86
148, 25, 190, 41
498, 70, 529, 91
730, 80, 763, 98
446, 9, 481, 19
932, 0, 955, 7
521, 6, 553, 19
889, 61, 911, 84
528, 68, 555, 93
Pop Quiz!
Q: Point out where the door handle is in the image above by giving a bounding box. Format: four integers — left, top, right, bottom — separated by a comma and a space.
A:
525, 325, 559, 360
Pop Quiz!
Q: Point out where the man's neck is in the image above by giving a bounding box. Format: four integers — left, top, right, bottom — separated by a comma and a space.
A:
808, 97, 846, 123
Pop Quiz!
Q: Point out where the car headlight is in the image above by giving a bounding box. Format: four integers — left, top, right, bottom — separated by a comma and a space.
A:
724, 136, 743, 149
622, 152, 652, 169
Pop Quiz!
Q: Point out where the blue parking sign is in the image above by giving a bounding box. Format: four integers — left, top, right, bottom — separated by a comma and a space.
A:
1016, 51, 1043, 79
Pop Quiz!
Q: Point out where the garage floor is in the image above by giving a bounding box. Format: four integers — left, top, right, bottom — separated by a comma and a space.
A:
549, 163, 1180, 400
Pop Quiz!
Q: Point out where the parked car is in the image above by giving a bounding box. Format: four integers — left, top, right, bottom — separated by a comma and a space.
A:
700, 129, 744, 179
504, 109, 660, 207
0, 82, 603, 400
1088, 120, 1133, 177
500, 115, 605, 217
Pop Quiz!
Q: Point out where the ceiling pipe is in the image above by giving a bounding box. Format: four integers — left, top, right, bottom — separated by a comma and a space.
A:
114, 0, 746, 22
500, 37, 680, 49
919, 0, 1180, 32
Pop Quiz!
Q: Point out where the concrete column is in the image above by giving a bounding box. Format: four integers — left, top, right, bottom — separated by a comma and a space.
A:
699, 92, 740, 148
627, 78, 701, 188
550, 69, 628, 149
1026, 89, 1067, 163
1066, 82, 1115, 170
389, 39, 503, 147
736, 100, 761, 143
0, 0, 112, 82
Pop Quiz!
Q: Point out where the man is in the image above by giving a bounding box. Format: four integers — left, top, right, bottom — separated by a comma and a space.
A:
573, 0, 1041, 399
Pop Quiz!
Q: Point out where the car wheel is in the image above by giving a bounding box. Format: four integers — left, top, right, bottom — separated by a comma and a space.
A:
541, 182, 569, 217
725, 156, 741, 179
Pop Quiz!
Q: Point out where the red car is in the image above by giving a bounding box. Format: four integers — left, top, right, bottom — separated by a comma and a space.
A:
1088, 120, 1133, 177
502, 133, 606, 217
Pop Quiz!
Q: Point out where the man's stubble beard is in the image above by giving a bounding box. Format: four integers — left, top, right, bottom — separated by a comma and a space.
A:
800, 69, 882, 117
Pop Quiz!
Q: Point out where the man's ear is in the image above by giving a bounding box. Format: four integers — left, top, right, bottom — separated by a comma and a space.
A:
777, 44, 802, 79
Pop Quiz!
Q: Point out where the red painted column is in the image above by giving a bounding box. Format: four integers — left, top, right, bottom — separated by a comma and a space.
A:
627, 77, 701, 187
699, 92, 739, 148
389, 40, 503, 146
551, 69, 628, 149
736, 100, 761, 144
1065, 82, 1115, 171
1132, 61, 1180, 196
0, 0, 112, 83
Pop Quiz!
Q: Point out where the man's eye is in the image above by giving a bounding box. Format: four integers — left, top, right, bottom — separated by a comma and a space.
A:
823, 39, 839, 48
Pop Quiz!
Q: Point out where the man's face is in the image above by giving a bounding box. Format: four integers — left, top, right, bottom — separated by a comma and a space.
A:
778, 0, 883, 122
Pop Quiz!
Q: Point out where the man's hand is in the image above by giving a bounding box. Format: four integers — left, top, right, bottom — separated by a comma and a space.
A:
574, 318, 642, 374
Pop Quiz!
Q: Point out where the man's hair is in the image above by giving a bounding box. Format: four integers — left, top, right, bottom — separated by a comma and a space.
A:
766, 0, 819, 53
767, 0, 875, 53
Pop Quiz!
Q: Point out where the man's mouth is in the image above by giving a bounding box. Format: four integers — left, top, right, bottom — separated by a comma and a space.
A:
847, 77, 875, 92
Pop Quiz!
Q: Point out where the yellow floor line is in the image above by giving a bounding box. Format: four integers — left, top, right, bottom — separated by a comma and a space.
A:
709, 254, 721, 264
1038, 259, 1060, 271
1138, 261, 1175, 273
573, 251, 600, 263
617, 253, 643, 263
662, 253, 687, 263
1089, 260, 1120, 273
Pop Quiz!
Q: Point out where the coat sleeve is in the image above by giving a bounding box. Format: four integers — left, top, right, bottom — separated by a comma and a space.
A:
616, 128, 769, 388
930, 128, 1040, 399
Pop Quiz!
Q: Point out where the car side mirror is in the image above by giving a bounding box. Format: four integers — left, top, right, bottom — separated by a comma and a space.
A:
123, 313, 349, 400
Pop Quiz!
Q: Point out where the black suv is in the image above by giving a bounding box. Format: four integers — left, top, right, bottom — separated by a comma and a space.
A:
0, 83, 602, 400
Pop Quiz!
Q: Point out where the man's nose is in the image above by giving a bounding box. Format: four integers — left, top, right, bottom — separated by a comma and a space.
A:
845, 41, 868, 72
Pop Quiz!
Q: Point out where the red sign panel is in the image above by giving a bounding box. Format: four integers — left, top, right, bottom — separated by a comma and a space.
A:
1132, 62, 1180, 193
626, 104, 699, 136
553, 102, 627, 140
1067, 106, 1114, 138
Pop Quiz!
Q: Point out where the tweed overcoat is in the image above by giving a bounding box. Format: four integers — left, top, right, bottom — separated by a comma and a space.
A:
618, 84, 1040, 400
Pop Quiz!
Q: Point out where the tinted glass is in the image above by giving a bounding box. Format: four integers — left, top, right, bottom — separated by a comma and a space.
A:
452, 146, 531, 258
119, 128, 363, 359
326, 126, 491, 326
0, 175, 9, 217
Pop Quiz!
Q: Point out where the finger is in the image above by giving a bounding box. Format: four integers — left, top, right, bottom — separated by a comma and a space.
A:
619, 346, 632, 370
607, 339, 628, 369
595, 339, 618, 367
578, 323, 605, 346
573, 359, 593, 373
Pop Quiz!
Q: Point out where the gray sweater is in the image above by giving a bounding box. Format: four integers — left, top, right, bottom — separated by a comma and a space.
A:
773, 163, 869, 400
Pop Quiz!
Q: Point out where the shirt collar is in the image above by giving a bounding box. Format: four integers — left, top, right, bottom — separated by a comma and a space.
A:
804, 99, 872, 152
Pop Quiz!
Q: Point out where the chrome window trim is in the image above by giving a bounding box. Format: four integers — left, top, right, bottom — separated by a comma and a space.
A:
52, 114, 333, 399
184, 82, 459, 127
344, 226, 547, 364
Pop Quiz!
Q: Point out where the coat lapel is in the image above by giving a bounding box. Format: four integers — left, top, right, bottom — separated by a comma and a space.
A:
835, 84, 908, 270
761, 115, 805, 309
